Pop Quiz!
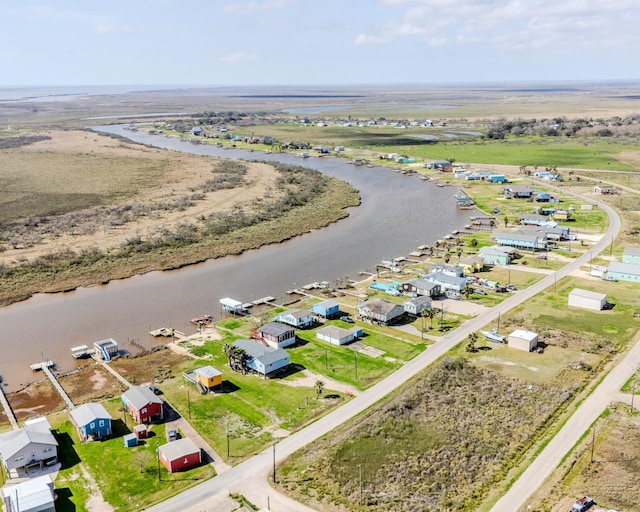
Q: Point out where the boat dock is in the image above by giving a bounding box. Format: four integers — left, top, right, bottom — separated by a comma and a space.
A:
42, 366, 75, 410
149, 327, 186, 339
251, 296, 276, 306
0, 381, 19, 430
30, 360, 54, 371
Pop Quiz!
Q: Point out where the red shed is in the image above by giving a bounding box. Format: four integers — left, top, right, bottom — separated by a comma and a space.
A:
158, 438, 202, 473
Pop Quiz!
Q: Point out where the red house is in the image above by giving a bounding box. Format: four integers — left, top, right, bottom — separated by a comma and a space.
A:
121, 386, 163, 424
158, 438, 202, 473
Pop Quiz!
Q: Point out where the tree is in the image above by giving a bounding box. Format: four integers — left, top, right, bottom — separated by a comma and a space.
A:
315, 380, 325, 399
135, 452, 153, 473
224, 344, 247, 374
466, 332, 479, 353
469, 238, 478, 248
504, 216, 509, 228
461, 285, 473, 300
457, 247, 463, 260
444, 252, 451, 264
489, 219, 497, 232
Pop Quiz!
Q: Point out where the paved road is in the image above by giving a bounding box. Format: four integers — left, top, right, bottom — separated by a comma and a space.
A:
147, 198, 622, 512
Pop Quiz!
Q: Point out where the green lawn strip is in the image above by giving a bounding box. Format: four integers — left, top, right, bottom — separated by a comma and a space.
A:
50, 400, 214, 511
289, 333, 399, 390
621, 370, 640, 393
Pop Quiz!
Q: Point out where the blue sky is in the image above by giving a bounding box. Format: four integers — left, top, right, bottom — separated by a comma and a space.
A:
1, 0, 639, 86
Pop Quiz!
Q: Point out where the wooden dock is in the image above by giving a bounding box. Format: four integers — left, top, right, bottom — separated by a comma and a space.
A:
251, 296, 275, 305
0, 383, 19, 430
149, 327, 186, 339
30, 360, 54, 371
42, 366, 75, 410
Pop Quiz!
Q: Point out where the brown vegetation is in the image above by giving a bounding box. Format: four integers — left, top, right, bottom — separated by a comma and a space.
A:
277, 357, 576, 511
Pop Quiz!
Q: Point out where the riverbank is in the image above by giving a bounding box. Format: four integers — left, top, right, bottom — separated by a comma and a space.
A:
0, 130, 360, 306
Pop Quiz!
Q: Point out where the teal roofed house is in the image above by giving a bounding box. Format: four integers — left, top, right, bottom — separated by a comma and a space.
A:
622, 247, 640, 265
605, 261, 640, 282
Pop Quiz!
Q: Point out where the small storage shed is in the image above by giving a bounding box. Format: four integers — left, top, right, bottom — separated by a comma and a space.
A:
508, 329, 539, 352
194, 366, 222, 389
133, 424, 148, 439
158, 438, 202, 473
123, 433, 138, 448
568, 288, 607, 311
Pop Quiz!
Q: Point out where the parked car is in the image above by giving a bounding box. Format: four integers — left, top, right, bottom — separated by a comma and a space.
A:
149, 385, 162, 395
168, 429, 178, 442
341, 315, 355, 323
572, 496, 595, 512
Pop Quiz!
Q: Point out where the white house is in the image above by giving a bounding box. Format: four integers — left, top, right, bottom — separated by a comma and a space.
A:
403, 296, 432, 316
316, 325, 363, 346
1, 474, 55, 512
273, 309, 313, 328
0, 418, 58, 478
507, 329, 539, 352
568, 288, 607, 311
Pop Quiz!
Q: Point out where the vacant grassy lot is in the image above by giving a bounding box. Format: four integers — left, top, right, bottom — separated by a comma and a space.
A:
276, 357, 576, 512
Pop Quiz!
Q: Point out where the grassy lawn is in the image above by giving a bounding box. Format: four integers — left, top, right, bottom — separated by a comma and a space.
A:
50, 400, 215, 512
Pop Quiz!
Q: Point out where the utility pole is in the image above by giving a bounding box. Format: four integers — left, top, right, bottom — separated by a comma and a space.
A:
590, 420, 597, 463
359, 464, 363, 506
354, 350, 358, 380
187, 388, 191, 419
226, 418, 230, 458
272, 441, 276, 483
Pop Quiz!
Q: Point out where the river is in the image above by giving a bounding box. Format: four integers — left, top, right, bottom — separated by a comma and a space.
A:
0, 125, 472, 391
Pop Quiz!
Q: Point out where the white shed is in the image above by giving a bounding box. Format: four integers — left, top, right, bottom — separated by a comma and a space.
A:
508, 329, 539, 352
568, 288, 607, 311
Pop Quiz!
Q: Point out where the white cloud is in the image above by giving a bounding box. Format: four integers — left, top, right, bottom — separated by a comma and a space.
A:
223, 0, 296, 14
221, 51, 257, 62
354, 0, 640, 52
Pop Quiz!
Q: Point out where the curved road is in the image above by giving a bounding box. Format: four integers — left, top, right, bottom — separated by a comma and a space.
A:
147, 197, 623, 511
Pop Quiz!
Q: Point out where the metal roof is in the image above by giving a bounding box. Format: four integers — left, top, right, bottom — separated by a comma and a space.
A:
232, 339, 290, 367
159, 437, 200, 461
70, 402, 112, 427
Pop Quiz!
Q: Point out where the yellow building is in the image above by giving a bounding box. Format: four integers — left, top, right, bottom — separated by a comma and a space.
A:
195, 366, 222, 389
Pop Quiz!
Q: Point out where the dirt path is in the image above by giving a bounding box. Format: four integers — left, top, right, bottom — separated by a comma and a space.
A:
281, 368, 360, 396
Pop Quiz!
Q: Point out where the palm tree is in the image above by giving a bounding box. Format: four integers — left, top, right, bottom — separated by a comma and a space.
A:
461, 285, 473, 300
457, 247, 463, 260
425, 307, 437, 329
315, 380, 325, 399
444, 252, 451, 264
504, 216, 509, 228
489, 219, 497, 232
466, 332, 478, 352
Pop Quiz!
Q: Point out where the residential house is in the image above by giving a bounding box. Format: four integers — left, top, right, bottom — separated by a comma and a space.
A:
121, 386, 163, 424
622, 246, 640, 265
502, 185, 536, 199
254, 322, 296, 348
356, 299, 404, 325
487, 174, 506, 183
593, 185, 616, 195
312, 299, 340, 319
507, 330, 539, 352
479, 246, 516, 266
232, 339, 290, 377
431, 263, 465, 277
69, 402, 112, 442
551, 210, 572, 221
457, 256, 484, 274
492, 230, 545, 251
605, 261, 640, 283
0, 418, 58, 477
568, 288, 607, 311
194, 366, 223, 390
518, 213, 549, 226
273, 309, 313, 329
159, 438, 202, 473
403, 296, 432, 316
424, 272, 469, 297
316, 325, 363, 346
400, 278, 441, 298
1, 474, 55, 512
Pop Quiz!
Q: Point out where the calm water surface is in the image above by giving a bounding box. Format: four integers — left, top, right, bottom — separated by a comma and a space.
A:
0, 126, 472, 391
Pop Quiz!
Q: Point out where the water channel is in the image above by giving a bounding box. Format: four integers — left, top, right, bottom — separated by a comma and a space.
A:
0, 125, 473, 391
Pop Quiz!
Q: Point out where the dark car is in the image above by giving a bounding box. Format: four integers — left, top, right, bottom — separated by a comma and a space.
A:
341, 315, 355, 323
149, 385, 162, 395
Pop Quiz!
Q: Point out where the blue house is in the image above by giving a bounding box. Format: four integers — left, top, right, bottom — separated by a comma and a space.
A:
479, 246, 515, 266
312, 299, 340, 319
70, 403, 113, 442
622, 247, 640, 265
232, 339, 290, 378
605, 261, 640, 282
492, 230, 544, 251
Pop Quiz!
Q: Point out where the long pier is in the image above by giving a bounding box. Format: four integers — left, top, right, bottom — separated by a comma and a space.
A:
42, 366, 75, 410
0, 384, 19, 430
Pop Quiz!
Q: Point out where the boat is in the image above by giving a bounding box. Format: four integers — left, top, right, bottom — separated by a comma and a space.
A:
480, 329, 506, 343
